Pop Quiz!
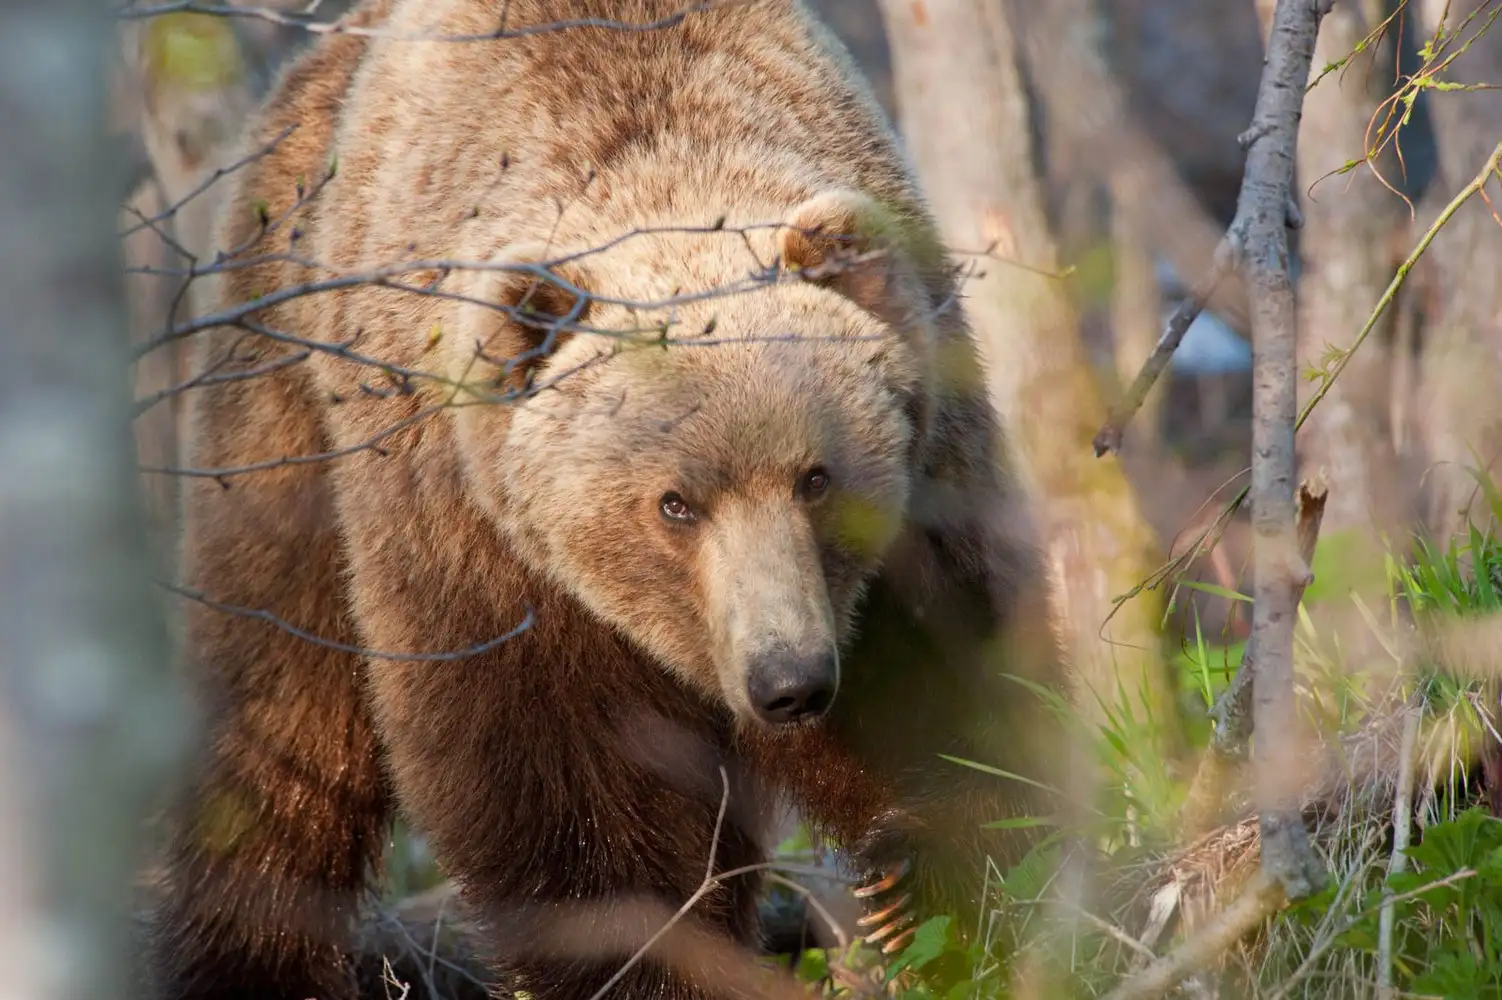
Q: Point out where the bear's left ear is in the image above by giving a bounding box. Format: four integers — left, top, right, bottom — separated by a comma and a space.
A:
449, 241, 594, 396
779, 189, 914, 323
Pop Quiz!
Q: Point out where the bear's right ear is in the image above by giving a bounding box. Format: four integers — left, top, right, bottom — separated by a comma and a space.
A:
779, 189, 915, 325
450, 242, 594, 397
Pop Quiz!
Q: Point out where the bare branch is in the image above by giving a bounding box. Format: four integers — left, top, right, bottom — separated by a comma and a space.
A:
1375, 699, 1422, 1000
116, 123, 297, 242
1094, 230, 1242, 456
165, 583, 535, 662
1297, 140, 1502, 432
116, 0, 739, 44
1100, 871, 1285, 1000
140, 401, 448, 480
1266, 867, 1480, 1000
131, 219, 870, 362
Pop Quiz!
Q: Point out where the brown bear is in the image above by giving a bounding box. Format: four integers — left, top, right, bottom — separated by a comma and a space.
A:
148, 1, 1071, 998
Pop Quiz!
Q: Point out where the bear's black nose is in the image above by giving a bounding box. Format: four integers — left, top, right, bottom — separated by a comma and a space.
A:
746, 649, 837, 725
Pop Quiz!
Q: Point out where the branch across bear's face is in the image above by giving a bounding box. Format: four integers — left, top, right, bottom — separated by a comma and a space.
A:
443, 190, 939, 728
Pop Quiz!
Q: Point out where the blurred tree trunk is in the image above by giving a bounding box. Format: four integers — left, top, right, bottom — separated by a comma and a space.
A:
1291, 5, 1408, 546
124, 177, 188, 552
1011, 0, 1254, 340
117, 11, 260, 549
1413, 0, 1502, 537
0, 1, 191, 996
876, 1, 1182, 755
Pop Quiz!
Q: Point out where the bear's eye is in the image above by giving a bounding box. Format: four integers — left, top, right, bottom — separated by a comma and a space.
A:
799, 466, 831, 500
659, 491, 697, 523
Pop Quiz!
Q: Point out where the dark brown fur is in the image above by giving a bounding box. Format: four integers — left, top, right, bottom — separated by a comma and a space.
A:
150, 2, 1070, 998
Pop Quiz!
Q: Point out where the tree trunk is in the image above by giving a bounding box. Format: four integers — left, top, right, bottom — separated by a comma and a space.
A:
118, 11, 263, 552
1414, 0, 1502, 537
1011, 0, 1255, 339
0, 2, 191, 996
875, 0, 1181, 756
1292, 4, 1409, 556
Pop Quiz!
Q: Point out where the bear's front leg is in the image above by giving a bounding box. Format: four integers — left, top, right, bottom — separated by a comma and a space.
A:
363, 664, 773, 999
740, 570, 1065, 957
150, 370, 393, 1000
741, 726, 1042, 959
736, 725, 937, 956
336, 494, 776, 1000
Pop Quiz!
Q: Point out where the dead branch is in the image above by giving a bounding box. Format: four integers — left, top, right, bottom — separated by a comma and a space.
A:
130, 219, 880, 361
1101, 871, 1285, 1000
117, 122, 297, 242
1094, 232, 1241, 456
1376, 699, 1421, 1000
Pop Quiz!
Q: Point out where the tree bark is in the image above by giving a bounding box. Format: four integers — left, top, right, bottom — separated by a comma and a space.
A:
1240, 0, 1331, 902
0, 2, 192, 997
875, 0, 1181, 753
1413, 0, 1502, 536
118, 12, 262, 552
1293, 3, 1409, 540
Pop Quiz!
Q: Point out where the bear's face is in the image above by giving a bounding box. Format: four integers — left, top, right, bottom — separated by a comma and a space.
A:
447, 190, 938, 728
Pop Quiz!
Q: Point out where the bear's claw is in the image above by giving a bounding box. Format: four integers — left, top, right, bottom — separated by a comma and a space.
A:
853, 858, 918, 955
851, 856, 911, 899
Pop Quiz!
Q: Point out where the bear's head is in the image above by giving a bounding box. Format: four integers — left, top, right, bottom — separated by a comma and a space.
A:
443, 188, 959, 729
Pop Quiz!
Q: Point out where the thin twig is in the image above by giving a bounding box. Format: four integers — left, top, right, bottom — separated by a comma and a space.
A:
132, 344, 311, 417
1093, 229, 1241, 456
1377, 697, 1423, 1000
570, 783, 853, 1000
1013, 896, 1158, 961
1297, 140, 1502, 432
139, 402, 448, 480
583, 767, 733, 1000
763, 872, 851, 951
131, 220, 871, 360
164, 582, 534, 662
117, 124, 298, 241
1267, 868, 1479, 1000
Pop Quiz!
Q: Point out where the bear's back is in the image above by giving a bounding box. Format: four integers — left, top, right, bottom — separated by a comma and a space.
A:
332, 0, 923, 241
287, 0, 958, 370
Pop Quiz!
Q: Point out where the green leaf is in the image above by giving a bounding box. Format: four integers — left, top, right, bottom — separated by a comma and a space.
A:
1411, 949, 1490, 999
936, 753, 1062, 797
884, 915, 955, 982
793, 947, 829, 983
980, 815, 1061, 831
1176, 579, 1252, 603
1003, 840, 1061, 902
943, 979, 977, 1000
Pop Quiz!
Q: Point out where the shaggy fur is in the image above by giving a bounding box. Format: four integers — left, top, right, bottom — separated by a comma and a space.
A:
150, 2, 1070, 998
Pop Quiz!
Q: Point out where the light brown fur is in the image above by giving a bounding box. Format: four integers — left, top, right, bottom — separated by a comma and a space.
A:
151, 3, 1069, 998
